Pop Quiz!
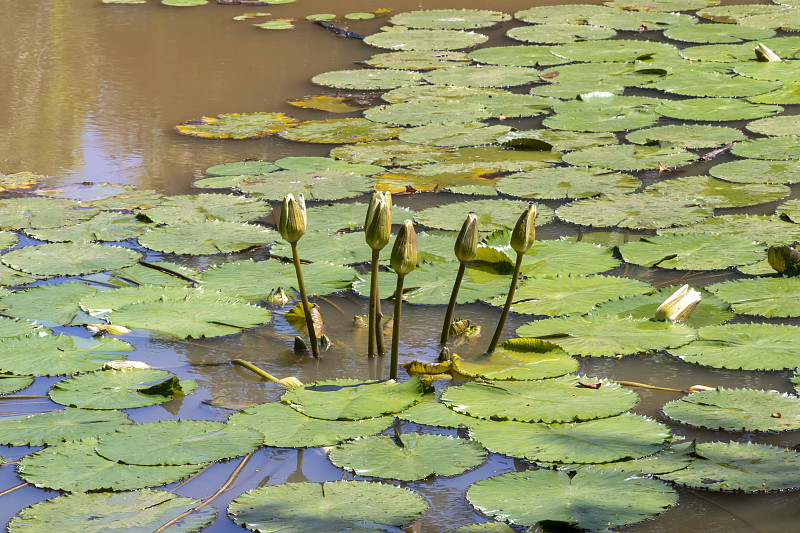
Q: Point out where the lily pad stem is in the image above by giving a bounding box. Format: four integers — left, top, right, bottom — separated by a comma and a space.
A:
390, 274, 406, 380
486, 251, 523, 355
291, 241, 318, 357
368, 249, 380, 358
440, 261, 466, 344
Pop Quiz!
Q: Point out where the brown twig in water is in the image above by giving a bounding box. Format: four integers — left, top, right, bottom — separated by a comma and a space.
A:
0, 482, 27, 497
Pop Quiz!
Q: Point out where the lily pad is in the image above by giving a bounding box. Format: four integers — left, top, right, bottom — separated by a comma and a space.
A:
663, 388, 800, 432
668, 322, 800, 371
518, 239, 621, 277
0, 171, 45, 191
398, 400, 481, 428
587, 10, 698, 31
25, 211, 152, 243
0, 197, 97, 230
399, 121, 512, 147
235, 169, 375, 201
468, 45, 564, 67
507, 23, 616, 44
275, 156, 384, 176
0, 282, 96, 324
517, 314, 697, 357
364, 29, 489, 51
441, 375, 638, 423
706, 277, 800, 317
228, 402, 392, 447
664, 22, 774, 43
497, 167, 640, 199
453, 338, 579, 380
0, 408, 132, 446
415, 199, 552, 231
137, 220, 273, 254
709, 158, 800, 184
470, 413, 670, 464
626, 124, 746, 148
779, 198, 800, 222
362, 50, 471, 70
655, 97, 782, 121
422, 65, 541, 88
136, 194, 269, 224
467, 469, 676, 529
228, 481, 428, 532
499, 129, 618, 151
330, 140, 455, 167
649, 175, 789, 208
731, 136, 800, 160
175, 112, 297, 139
562, 143, 698, 170
0, 334, 134, 376
288, 94, 374, 112
388, 9, 510, 29
2, 242, 141, 276
282, 376, 423, 420
655, 71, 781, 98
552, 39, 679, 63
382, 84, 508, 104
556, 193, 712, 230
619, 233, 765, 270
660, 214, 800, 245
544, 94, 662, 133
329, 432, 487, 481
515, 5, 613, 25
277, 118, 402, 144
363, 99, 492, 126
311, 69, 423, 90
746, 114, 800, 136
204, 160, 278, 176
0, 374, 34, 394
7, 490, 216, 533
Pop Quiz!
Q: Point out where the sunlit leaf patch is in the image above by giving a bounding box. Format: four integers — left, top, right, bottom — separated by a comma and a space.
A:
515, 5, 613, 25
562, 144, 698, 170
557, 193, 712, 229
79, 285, 195, 319
0, 171, 46, 191
468, 45, 564, 67
0, 282, 95, 324
659, 215, 800, 245
696, 4, 786, 23
619, 234, 765, 270
709, 158, 800, 184
415, 199, 553, 231
277, 118, 402, 144
626, 124, 745, 148
204, 160, 278, 176
664, 22, 774, 43
2, 242, 141, 277
388, 9, 510, 29
364, 29, 489, 51
746, 114, 800, 135
498, 129, 618, 151
506, 23, 616, 44
311, 69, 423, 90
330, 140, 456, 167
0, 334, 133, 376
497, 167, 640, 199
655, 97, 782, 121
0, 197, 97, 230
731, 136, 800, 160
706, 277, 800, 317
25, 212, 152, 243
398, 122, 512, 147
136, 193, 269, 224
740, 9, 800, 31
382, 84, 509, 103
363, 99, 491, 126
544, 95, 662, 133
454, 338, 579, 380
235, 169, 374, 201
645, 175, 790, 208
655, 71, 781, 98
779, 198, 800, 222
605, 0, 718, 11
137, 220, 273, 254
0, 374, 34, 395
0, 408, 132, 446
735, 61, 800, 82
422, 65, 541, 88
362, 50, 471, 70
551, 39, 679, 63
174, 112, 298, 139
587, 10, 698, 31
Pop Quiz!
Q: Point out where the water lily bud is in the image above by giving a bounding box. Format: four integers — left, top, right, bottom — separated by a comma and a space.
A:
390, 220, 417, 277
279, 193, 306, 243
755, 43, 781, 62
365, 191, 392, 250
454, 212, 478, 263
654, 284, 702, 322
510, 203, 538, 254
767, 245, 800, 275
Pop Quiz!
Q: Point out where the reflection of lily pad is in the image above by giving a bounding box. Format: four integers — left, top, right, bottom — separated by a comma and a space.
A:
175, 112, 297, 139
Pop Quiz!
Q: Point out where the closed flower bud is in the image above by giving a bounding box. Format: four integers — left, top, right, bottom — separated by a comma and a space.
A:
365, 191, 392, 250
510, 203, 537, 254
454, 212, 478, 263
279, 193, 306, 243
755, 43, 781, 62
391, 220, 417, 277
654, 284, 702, 322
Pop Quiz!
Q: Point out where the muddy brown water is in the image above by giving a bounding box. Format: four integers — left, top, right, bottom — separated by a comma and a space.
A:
1, 1, 800, 531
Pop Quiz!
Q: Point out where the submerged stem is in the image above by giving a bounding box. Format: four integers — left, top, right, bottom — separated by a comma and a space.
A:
440, 261, 467, 345
368, 248, 380, 358
486, 251, 523, 355
291, 242, 318, 357
390, 274, 405, 380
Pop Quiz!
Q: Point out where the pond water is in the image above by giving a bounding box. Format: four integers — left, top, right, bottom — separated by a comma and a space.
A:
1, 0, 800, 532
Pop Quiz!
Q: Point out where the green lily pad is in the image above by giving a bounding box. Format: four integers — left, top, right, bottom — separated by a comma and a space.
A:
544, 94, 662, 132
740, 9, 800, 31
0, 282, 96, 324
454, 339, 579, 380
564, 143, 698, 170
0, 197, 98, 230
445, 523, 515, 533
329, 432, 487, 481
25, 211, 152, 243
706, 277, 800, 317
499, 129, 618, 151
663, 388, 800, 432
136, 194, 269, 224
399, 122, 512, 147
1, 242, 141, 276
0, 408, 132, 446
382, 84, 508, 104
731, 136, 800, 160
517, 239, 621, 277
659, 214, 800, 245
204, 160, 278, 176
680, 42, 764, 62
275, 156, 385, 176
552, 39, 679, 63
374, 159, 552, 192
363, 99, 492, 126
235, 169, 375, 201
517, 314, 697, 357
282, 376, 423, 421
422, 65, 541, 88
364, 29, 489, 51
593, 285, 733, 328
228, 402, 392, 447
0, 316, 44, 338
747, 114, 800, 136
656, 97, 782, 121
7, 490, 216, 533
277, 118, 402, 144
0, 334, 134, 376
0, 171, 45, 191
388, 9, 511, 29
79, 285, 194, 319
113, 261, 198, 288
108, 297, 272, 339
137, 220, 273, 254
415, 199, 552, 231
49, 368, 196, 409
0, 374, 34, 394
506, 23, 616, 44
619, 233, 765, 270
668, 322, 800, 370
311, 69, 423, 90
664, 22, 774, 43
655, 71, 781, 98
467, 469, 676, 529
330, 140, 456, 167
362, 50, 471, 70
626, 124, 746, 148
441, 375, 638, 423
163, 0, 207, 5
228, 481, 428, 532
175, 112, 297, 139
95, 419, 263, 465
500, 274, 652, 317
588, 10, 698, 31
468, 45, 565, 67
779, 198, 800, 222
470, 412, 670, 464
515, 5, 613, 25
398, 400, 481, 428
18, 437, 206, 491
457, 93, 558, 118
648, 175, 790, 208
709, 158, 800, 184
697, 4, 783, 22
659, 441, 800, 492
497, 167, 640, 199
0, 263, 36, 286
272, 231, 372, 265
735, 61, 800, 82
556, 193, 712, 230
89, 189, 163, 210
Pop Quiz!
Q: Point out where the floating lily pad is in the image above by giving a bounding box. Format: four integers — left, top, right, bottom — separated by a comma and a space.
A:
659, 441, 800, 492
0, 171, 45, 191
282, 376, 423, 420
709, 158, 800, 184
655, 97, 782, 121
587, 10, 698, 31
545, 94, 662, 133
235, 169, 375, 201
556, 193, 712, 229
374, 159, 552, 192
136, 194, 269, 224
552, 39, 679, 63
740, 9, 800, 31
663, 388, 800, 432
398, 400, 481, 428
780, 198, 800, 222
698, 4, 783, 22
497, 167, 640, 199
517, 314, 697, 357
416, 199, 552, 232
661, 214, 800, 245
680, 42, 763, 62
18, 437, 206, 491
655, 71, 781, 98
0, 374, 34, 395
735, 61, 800, 83
518, 239, 621, 277
668, 322, 800, 370
626, 124, 745, 148
288, 94, 374, 113
311, 69, 423, 90
113, 261, 198, 288
272, 231, 371, 265
0, 334, 134, 376
664, 23, 774, 43
163, 0, 207, 5
49, 368, 195, 409
454, 338, 579, 380
706, 277, 800, 317
507, 23, 616, 44
364, 29, 489, 51
499, 129, 618, 151
228, 402, 392, 447
731, 136, 800, 160
564, 143, 699, 171
0, 316, 44, 338
204, 160, 278, 176
747, 114, 800, 136
399, 122, 512, 147
647, 175, 790, 208
96, 419, 263, 465
445, 523, 515, 533
7, 490, 216, 533
470, 413, 670, 464
422, 65, 540, 88
79, 285, 194, 319
329, 432, 487, 481
277, 118, 402, 144
389, 9, 510, 29
108, 297, 271, 339
0, 282, 96, 324
89, 189, 163, 210
228, 481, 428, 532
1, 242, 141, 276
364, 99, 491, 126
441, 375, 638, 423
362, 50, 471, 70
515, 5, 613, 25
175, 112, 297, 139
0, 197, 97, 230
138, 220, 273, 255
25, 212, 152, 243
467, 469, 676, 529
274, 156, 384, 176
0, 408, 132, 446
330, 140, 456, 167
468, 45, 564, 67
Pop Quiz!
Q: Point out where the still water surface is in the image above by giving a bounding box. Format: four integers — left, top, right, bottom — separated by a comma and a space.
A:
1, 1, 799, 531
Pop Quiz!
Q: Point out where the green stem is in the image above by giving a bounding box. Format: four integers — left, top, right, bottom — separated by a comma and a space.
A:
486, 251, 523, 354
367, 248, 380, 358
375, 264, 385, 357
390, 274, 405, 380
440, 261, 466, 344
231, 359, 279, 383
291, 242, 318, 357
